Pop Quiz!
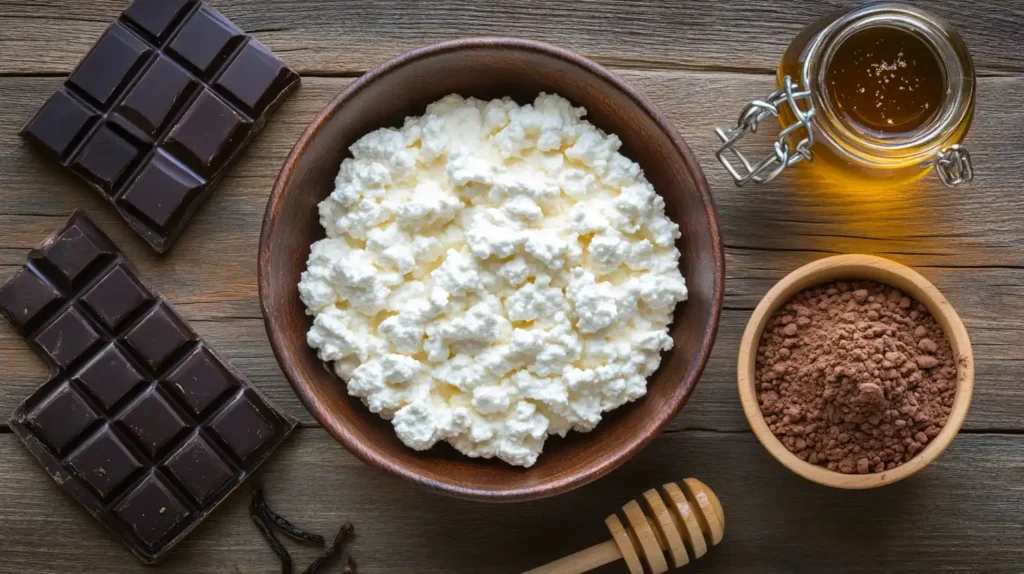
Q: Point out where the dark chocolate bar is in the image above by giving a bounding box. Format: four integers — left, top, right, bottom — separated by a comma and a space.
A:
0, 212, 297, 563
20, 0, 299, 253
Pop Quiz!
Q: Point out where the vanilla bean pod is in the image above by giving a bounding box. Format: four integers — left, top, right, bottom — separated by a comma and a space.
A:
302, 522, 355, 574
250, 512, 293, 574
252, 489, 326, 545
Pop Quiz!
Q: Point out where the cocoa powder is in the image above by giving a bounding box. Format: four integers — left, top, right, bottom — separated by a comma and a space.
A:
755, 280, 957, 474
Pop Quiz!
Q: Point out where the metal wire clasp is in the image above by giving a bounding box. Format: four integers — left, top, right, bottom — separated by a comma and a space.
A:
935, 144, 974, 187
715, 76, 815, 186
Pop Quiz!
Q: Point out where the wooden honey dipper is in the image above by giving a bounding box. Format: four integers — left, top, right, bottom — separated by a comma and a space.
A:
523, 478, 724, 574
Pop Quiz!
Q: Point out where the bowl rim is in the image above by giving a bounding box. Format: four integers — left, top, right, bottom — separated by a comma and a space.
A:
737, 254, 974, 489
259, 37, 725, 500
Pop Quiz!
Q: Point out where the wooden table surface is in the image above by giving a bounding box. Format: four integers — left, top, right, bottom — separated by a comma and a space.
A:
2, 1, 1023, 572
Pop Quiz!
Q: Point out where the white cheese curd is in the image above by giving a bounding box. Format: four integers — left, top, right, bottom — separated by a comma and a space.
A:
299, 93, 687, 467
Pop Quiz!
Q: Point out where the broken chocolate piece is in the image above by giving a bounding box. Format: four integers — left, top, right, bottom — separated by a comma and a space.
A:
20, 0, 299, 253
1, 212, 297, 563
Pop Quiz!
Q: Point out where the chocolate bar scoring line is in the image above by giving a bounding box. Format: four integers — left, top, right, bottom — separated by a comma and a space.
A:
10, 171, 293, 564
65, 383, 250, 528
17, 227, 276, 484
60, 8, 261, 177
117, 8, 260, 124
104, 43, 255, 207
98, 32, 261, 249
19, 257, 122, 342
42, 283, 264, 512
38, 331, 196, 471
20, 0, 300, 254
55, 49, 154, 169
121, 0, 204, 51
68, 1, 257, 129
58, 10, 265, 233
49, 312, 268, 519
101, 31, 263, 207
166, 21, 259, 123
96, 382, 265, 553
61, 335, 257, 474
29, 319, 162, 459
17, 255, 253, 493
47, 348, 257, 551
22, 267, 180, 392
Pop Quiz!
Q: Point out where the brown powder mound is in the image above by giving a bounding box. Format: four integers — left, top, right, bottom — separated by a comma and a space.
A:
755, 280, 958, 474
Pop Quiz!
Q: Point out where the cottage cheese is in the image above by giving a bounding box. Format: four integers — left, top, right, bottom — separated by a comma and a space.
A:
299, 93, 687, 467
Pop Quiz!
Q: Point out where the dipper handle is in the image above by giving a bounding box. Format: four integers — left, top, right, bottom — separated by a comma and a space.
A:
522, 478, 724, 574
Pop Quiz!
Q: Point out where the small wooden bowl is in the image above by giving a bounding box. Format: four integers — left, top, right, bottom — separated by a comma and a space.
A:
738, 254, 974, 489
259, 38, 724, 501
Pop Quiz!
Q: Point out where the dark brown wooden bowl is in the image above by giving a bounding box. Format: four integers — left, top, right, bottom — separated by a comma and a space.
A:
259, 38, 724, 501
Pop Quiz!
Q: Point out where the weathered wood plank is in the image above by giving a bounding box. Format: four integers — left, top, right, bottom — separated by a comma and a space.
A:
3, 73, 1022, 264
0, 429, 1021, 573
669, 249, 1024, 432
1, 73, 1023, 432
0, 0, 1022, 76
0, 316, 312, 427
1, 2, 1023, 572
670, 307, 1024, 433
2, 305, 1021, 433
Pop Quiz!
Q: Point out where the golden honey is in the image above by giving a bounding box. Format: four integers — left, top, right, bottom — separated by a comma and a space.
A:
824, 26, 944, 139
718, 4, 976, 188
777, 4, 975, 187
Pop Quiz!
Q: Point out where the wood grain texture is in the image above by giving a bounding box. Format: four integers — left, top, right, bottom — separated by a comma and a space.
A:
1, 2, 1024, 570
3, 72, 1023, 263
0, 1, 1022, 76
0, 429, 1022, 573
1, 73, 1023, 433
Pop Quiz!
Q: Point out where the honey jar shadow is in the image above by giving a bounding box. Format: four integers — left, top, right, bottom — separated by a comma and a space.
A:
779, 166, 937, 256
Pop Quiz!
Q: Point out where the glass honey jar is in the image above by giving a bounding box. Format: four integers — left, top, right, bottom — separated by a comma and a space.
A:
716, 3, 975, 187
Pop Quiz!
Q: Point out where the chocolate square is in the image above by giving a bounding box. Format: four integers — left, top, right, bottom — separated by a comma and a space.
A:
162, 345, 238, 416
81, 265, 154, 330
25, 383, 101, 454
168, 5, 246, 78
122, 0, 196, 41
0, 269, 63, 334
30, 219, 115, 291
68, 426, 145, 499
21, 90, 99, 161
118, 149, 204, 232
34, 307, 103, 369
4, 212, 297, 564
215, 40, 293, 116
123, 303, 195, 371
68, 23, 153, 107
208, 390, 283, 463
70, 124, 141, 194
116, 56, 198, 137
75, 345, 149, 411
117, 390, 191, 458
114, 474, 190, 550
164, 89, 250, 177
19, 0, 299, 254
162, 434, 235, 505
